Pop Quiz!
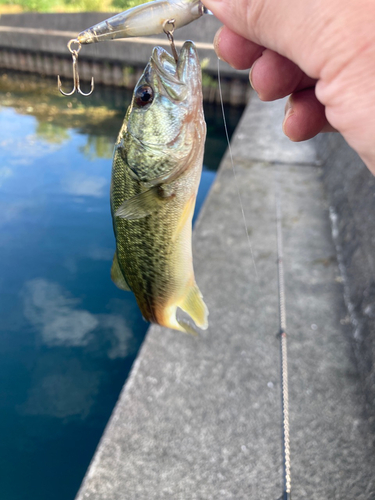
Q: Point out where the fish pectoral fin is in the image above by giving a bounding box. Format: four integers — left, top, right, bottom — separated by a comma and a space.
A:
177, 283, 209, 332
111, 252, 131, 291
115, 186, 171, 220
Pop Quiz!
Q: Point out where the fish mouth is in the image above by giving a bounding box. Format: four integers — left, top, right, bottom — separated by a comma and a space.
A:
148, 41, 201, 100
150, 47, 182, 86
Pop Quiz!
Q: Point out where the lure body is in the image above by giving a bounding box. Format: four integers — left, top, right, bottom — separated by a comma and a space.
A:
110, 41, 208, 333
78, 0, 209, 45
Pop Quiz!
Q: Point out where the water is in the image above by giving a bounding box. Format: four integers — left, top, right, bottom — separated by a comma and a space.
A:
0, 72, 243, 500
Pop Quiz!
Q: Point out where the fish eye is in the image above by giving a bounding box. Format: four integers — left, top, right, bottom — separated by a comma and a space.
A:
134, 85, 154, 107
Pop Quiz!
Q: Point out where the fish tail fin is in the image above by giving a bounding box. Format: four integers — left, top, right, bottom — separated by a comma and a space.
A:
158, 283, 209, 335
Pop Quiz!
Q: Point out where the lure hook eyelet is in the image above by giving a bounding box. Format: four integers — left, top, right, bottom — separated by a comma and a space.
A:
163, 19, 179, 63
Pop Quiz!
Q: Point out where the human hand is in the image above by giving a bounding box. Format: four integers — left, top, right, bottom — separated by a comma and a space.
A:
202, 0, 375, 175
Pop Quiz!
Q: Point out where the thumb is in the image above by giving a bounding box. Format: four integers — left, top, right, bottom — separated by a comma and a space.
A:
202, 0, 371, 80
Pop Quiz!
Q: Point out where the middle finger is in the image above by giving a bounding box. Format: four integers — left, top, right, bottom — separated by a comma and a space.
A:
250, 49, 317, 101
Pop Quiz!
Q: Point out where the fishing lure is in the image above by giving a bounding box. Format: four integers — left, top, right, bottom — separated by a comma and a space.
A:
58, 0, 211, 96
77, 0, 210, 44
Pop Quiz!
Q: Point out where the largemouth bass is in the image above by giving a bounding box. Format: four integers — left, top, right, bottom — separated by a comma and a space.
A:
110, 41, 208, 334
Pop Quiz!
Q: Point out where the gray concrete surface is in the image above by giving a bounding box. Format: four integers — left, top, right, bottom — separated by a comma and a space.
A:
75, 94, 375, 499
318, 132, 375, 428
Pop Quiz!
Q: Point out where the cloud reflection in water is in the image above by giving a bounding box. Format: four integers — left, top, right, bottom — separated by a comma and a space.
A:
61, 172, 108, 198
20, 279, 140, 420
24, 279, 98, 347
19, 358, 102, 420
23, 278, 135, 358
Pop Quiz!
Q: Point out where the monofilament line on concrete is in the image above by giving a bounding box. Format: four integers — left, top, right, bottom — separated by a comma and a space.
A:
220, 58, 290, 497
276, 175, 291, 500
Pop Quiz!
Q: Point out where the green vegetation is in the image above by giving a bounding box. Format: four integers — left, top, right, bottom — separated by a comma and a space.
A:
0, 0, 149, 13
111, 0, 148, 9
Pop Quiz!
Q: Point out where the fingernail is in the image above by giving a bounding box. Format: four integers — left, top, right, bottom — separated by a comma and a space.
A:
282, 98, 294, 136
249, 60, 258, 91
213, 26, 225, 61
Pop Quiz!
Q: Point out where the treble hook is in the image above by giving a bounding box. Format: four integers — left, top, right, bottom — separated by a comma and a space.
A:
163, 19, 178, 63
57, 39, 94, 97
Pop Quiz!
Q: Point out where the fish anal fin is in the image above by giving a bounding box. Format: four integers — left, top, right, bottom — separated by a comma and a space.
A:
111, 252, 131, 291
115, 186, 174, 220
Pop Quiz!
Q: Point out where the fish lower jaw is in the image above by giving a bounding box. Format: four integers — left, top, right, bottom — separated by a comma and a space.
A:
158, 306, 187, 333
154, 304, 196, 335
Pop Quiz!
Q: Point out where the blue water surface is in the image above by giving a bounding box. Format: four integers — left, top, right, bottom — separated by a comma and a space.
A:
0, 73, 243, 500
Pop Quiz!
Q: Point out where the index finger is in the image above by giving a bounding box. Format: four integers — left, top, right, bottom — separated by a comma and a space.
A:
214, 26, 264, 70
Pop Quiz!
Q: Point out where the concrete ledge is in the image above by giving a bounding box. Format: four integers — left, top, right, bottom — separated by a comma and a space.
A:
317, 133, 375, 424
75, 95, 375, 499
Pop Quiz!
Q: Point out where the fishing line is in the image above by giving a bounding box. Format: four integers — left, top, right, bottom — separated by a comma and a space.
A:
217, 58, 259, 281
217, 57, 292, 498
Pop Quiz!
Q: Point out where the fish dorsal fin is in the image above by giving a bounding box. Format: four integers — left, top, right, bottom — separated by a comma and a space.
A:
115, 186, 173, 220
177, 283, 209, 332
111, 252, 131, 291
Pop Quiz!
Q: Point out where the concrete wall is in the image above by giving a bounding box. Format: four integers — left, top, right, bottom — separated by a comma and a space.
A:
0, 12, 246, 76
0, 13, 250, 105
